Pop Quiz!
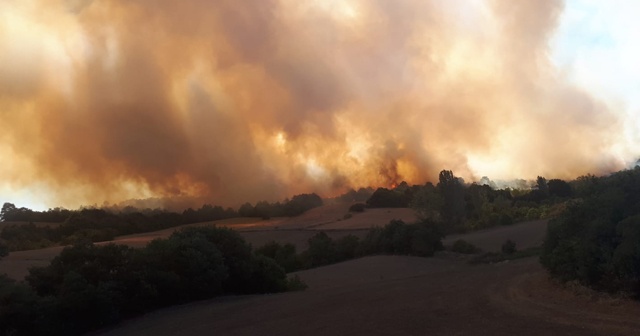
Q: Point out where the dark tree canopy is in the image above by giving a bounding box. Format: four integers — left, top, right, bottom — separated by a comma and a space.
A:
541, 167, 640, 297
547, 179, 573, 198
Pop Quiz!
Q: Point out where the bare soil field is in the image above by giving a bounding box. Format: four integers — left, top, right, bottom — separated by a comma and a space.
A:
94, 255, 640, 336
442, 220, 548, 252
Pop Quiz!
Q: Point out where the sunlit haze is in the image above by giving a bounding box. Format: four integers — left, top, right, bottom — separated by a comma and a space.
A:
1, 0, 638, 210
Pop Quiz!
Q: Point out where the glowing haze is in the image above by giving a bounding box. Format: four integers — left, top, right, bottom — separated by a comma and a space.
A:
1, 0, 638, 209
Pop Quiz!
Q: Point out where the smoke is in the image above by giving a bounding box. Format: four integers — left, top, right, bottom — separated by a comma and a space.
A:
0, 0, 633, 209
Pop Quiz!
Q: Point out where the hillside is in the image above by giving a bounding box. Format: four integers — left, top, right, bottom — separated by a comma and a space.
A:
94, 256, 640, 336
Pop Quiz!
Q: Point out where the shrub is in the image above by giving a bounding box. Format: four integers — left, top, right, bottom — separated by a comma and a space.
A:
244, 255, 288, 293
138, 232, 228, 304
284, 193, 323, 216
366, 188, 410, 208
302, 232, 337, 268
0, 275, 40, 336
0, 240, 8, 259
255, 241, 302, 272
286, 275, 308, 291
358, 220, 443, 257
173, 227, 253, 293
499, 214, 514, 226
334, 235, 360, 261
348, 203, 366, 212
470, 247, 542, 264
451, 239, 481, 254
0, 223, 58, 251
502, 239, 517, 254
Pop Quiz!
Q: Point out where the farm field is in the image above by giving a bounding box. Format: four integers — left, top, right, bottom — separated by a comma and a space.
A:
0, 205, 415, 279
94, 256, 640, 336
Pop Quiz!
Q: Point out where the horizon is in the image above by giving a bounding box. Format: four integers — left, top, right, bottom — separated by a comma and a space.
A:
1, 171, 624, 212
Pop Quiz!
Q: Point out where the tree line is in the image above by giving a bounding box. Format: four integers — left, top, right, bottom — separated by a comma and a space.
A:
0, 227, 298, 335
0, 193, 323, 252
365, 170, 573, 233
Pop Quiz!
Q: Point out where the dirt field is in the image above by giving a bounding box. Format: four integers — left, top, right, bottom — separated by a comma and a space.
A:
442, 220, 548, 252
90, 215, 640, 336
93, 255, 640, 336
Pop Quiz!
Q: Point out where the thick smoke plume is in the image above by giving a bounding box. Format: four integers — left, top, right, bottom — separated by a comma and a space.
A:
0, 0, 630, 208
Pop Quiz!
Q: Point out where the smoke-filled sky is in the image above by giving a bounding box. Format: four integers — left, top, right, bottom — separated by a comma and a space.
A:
1, 0, 639, 210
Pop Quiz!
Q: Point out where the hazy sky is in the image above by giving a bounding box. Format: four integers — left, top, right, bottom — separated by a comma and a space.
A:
1, 0, 638, 210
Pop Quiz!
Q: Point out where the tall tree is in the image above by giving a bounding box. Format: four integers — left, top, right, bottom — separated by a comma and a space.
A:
1, 203, 16, 221
437, 170, 466, 225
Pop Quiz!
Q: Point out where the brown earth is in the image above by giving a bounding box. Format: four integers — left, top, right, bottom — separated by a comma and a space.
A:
93, 256, 640, 336
442, 220, 548, 252
91, 215, 640, 336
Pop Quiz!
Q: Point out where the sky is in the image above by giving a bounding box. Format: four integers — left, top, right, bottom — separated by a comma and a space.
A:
0, 0, 639, 210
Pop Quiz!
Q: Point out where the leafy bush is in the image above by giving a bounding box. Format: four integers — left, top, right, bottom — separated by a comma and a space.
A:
0, 240, 8, 259
302, 232, 337, 268
334, 235, 360, 261
501, 240, 517, 254
337, 188, 375, 203
366, 188, 411, 208
348, 203, 366, 212
137, 232, 228, 304
286, 275, 308, 291
470, 247, 542, 264
0, 275, 39, 336
255, 241, 302, 273
359, 220, 443, 257
499, 214, 514, 226
0, 223, 58, 251
451, 239, 481, 254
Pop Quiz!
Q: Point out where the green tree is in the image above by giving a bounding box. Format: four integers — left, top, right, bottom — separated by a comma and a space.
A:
1, 203, 17, 221
548, 179, 573, 198
0, 241, 7, 260
303, 232, 337, 268
411, 182, 443, 220
437, 170, 466, 227
536, 176, 548, 194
